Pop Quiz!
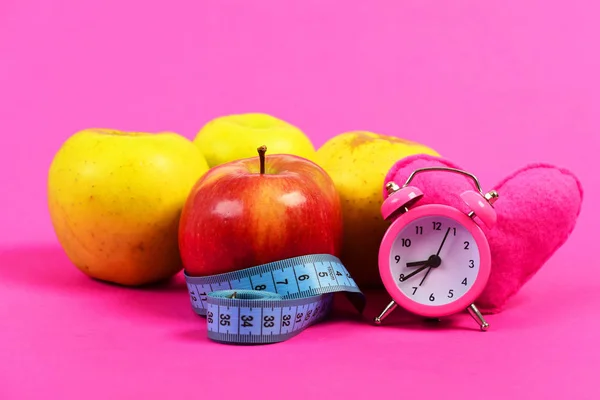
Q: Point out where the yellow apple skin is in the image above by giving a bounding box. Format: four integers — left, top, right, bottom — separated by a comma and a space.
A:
47, 129, 210, 286
315, 131, 441, 288
193, 113, 316, 167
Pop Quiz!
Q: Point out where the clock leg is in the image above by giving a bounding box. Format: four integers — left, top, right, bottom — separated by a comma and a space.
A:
374, 300, 398, 325
467, 303, 489, 331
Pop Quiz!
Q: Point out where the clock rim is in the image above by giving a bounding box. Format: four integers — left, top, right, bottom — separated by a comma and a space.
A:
378, 203, 491, 318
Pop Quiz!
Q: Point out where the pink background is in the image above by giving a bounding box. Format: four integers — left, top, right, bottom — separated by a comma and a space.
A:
1, 0, 598, 398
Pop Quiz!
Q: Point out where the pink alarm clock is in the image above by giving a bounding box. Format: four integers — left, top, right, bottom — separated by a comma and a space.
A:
374, 166, 499, 331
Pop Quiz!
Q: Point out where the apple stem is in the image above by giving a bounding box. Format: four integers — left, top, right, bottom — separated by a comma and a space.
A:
257, 145, 267, 175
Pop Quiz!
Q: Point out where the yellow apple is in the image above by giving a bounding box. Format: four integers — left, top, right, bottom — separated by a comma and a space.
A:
315, 131, 441, 288
47, 128, 210, 286
193, 113, 316, 167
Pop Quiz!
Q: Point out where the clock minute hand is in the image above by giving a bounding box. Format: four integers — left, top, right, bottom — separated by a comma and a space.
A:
399, 265, 428, 282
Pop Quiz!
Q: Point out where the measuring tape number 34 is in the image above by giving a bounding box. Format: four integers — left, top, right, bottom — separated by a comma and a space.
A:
184, 254, 365, 344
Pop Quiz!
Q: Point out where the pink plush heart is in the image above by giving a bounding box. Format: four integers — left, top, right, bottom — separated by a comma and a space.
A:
382, 154, 583, 314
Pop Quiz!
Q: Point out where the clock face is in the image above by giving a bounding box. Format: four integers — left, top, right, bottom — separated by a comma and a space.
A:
389, 215, 480, 307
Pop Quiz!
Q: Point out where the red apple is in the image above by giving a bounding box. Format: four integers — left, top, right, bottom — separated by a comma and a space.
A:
178, 145, 343, 277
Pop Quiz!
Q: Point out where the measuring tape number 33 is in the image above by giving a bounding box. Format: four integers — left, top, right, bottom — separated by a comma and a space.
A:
184, 254, 365, 344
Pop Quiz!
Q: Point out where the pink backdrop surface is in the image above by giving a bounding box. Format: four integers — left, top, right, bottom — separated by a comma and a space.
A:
1, 1, 599, 399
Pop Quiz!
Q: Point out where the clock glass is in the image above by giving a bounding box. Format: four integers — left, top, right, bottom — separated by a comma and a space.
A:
389, 215, 480, 306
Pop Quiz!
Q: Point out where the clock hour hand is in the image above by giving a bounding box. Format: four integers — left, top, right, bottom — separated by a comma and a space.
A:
399, 265, 428, 282
406, 260, 429, 268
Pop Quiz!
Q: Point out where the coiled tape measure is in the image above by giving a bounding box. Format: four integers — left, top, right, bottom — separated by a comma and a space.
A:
184, 254, 365, 344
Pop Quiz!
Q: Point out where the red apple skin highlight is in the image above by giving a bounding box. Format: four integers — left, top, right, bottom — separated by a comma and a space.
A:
178, 148, 343, 277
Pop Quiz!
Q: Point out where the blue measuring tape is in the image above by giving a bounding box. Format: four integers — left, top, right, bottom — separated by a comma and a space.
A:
183, 254, 365, 344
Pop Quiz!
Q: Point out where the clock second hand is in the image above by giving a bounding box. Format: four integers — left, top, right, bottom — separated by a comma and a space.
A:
419, 267, 433, 286
420, 227, 452, 287
436, 227, 451, 257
